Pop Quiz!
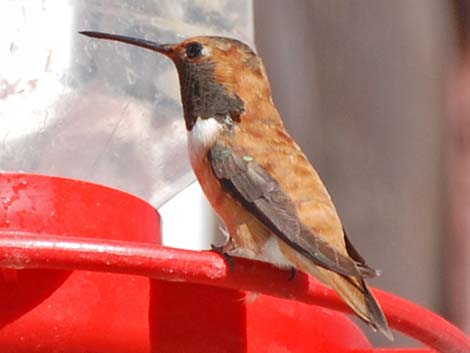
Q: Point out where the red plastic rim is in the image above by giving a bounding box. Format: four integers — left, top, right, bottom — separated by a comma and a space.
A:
0, 231, 467, 353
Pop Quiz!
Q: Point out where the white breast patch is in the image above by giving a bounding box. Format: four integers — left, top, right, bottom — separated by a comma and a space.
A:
187, 117, 224, 162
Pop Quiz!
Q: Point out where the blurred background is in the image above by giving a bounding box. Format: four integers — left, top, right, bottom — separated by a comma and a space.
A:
254, 0, 470, 347
1, 0, 469, 349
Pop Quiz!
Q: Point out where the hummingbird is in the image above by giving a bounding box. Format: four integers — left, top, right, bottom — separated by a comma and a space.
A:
80, 31, 393, 340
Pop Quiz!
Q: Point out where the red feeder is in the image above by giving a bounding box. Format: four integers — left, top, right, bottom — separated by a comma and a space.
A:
0, 173, 468, 353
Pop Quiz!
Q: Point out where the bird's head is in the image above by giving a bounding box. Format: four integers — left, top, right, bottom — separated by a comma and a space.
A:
80, 32, 273, 130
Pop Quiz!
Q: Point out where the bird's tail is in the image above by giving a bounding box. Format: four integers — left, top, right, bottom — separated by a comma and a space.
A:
324, 269, 394, 340
295, 255, 394, 341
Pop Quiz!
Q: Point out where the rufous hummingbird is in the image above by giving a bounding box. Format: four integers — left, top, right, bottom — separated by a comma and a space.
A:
80, 31, 393, 340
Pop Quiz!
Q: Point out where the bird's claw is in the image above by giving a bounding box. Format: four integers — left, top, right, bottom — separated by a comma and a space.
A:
288, 266, 297, 281
211, 244, 235, 271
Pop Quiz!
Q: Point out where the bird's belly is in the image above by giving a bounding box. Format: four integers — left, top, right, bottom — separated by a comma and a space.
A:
255, 235, 293, 268
223, 232, 293, 269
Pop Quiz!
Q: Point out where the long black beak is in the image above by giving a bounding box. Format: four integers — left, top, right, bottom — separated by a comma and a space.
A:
79, 31, 175, 56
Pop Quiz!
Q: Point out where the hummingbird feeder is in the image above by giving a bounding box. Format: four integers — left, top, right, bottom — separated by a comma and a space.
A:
0, 173, 468, 353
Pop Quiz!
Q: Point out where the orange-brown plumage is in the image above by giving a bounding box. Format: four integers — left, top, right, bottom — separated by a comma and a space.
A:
81, 31, 393, 340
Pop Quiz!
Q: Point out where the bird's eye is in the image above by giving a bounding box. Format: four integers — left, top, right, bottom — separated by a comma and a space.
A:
186, 42, 203, 58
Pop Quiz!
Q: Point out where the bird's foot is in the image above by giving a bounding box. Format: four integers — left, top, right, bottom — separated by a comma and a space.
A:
211, 244, 235, 271
288, 266, 297, 281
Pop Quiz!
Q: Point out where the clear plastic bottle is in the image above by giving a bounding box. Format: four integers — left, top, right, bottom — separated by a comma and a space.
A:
0, 0, 253, 207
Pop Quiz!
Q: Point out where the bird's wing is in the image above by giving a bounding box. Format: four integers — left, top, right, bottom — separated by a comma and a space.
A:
209, 140, 364, 278
343, 229, 380, 278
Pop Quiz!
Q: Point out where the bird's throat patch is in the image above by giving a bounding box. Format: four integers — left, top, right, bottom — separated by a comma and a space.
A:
177, 61, 245, 130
